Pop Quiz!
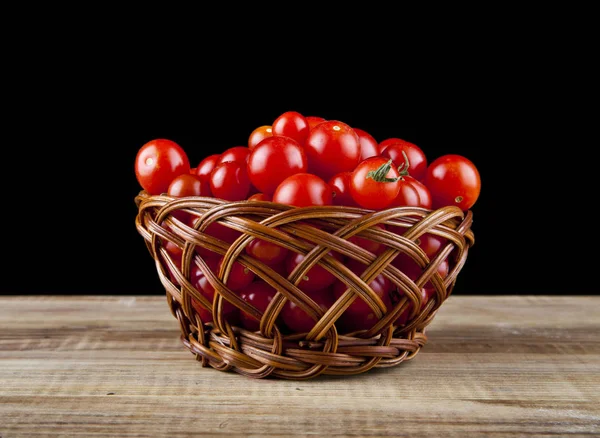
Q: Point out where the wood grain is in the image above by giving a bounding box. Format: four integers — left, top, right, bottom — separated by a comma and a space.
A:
0, 295, 598, 437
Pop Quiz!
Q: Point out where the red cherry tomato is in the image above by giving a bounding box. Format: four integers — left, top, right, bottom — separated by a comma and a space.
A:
349, 157, 401, 210
269, 260, 288, 279
281, 288, 334, 334
247, 135, 308, 196
304, 120, 362, 181
135, 138, 190, 195
191, 255, 220, 297
286, 251, 343, 293
189, 216, 242, 258
329, 171, 360, 207
353, 127, 379, 161
167, 173, 212, 223
388, 178, 421, 208
381, 151, 428, 209
248, 192, 271, 202
163, 234, 183, 259
422, 258, 449, 300
246, 237, 289, 267
425, 154, 481, 211
160, 226, 183, 286
305, 116, 326, 130
209, 161, 251, 201
218, 256, 255, 291
161, 248, 183, 286
219, 146, 251, 165
348, 223, 387, 255
167, 173, 211, 198
190, 255, 238, 323
238, 280, 277, 332
391, 232, 450, 281
391, 287, 427, 327
333, 258, 393, 332
393, 253, 449, 290
272, 110, 310, 146
272, 173, 333, 208
380, 139, 428, 182
404, 175, 432, 209
391, 257, 449, 325
248, 125, 273, 150
417, 233, 448, 258
195, 154, 221, 182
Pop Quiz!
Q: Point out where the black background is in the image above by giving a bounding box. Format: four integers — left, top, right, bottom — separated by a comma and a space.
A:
2, 25, 593, 297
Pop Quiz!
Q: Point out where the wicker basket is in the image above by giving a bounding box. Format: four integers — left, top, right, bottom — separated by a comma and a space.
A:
134, 190, 474, 380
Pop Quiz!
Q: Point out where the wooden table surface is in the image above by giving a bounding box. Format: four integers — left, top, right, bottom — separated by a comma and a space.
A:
0, 295, 598, 437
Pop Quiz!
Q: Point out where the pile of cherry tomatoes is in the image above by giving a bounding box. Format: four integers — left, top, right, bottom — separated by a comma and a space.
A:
135, 110, 481, 334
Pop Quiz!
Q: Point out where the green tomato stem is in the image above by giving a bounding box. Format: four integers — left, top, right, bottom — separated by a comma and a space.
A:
397, 151, 411, 176
366, 152, 412, 183
366, 159, 401, 183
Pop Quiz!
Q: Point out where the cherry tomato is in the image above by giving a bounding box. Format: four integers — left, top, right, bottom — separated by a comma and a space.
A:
246, 238, 289, 266
160, 220, 183, 256
167, 173, 212, 223
191, 255, 220, 297
163, 236, 183, 259
168, 173, 211, 198
388, 178, 421, 208
353, 127, 379, 161
383, 152, 427, 209
391, 287, 428, 327
272, 173, 333, 208
404, 175, 432, 209
422, 259, 449, 300
247, 135, 308, 196
191, 299, 238, 326
209, 161, 251, 201
380, 139, 428, 182
304, 120, 361, 181
391, 257, 449, 326
333, 258, 393, 332
378, 138, 399, 151
248, 192, 271, 202
269, 259, 288, 279
189, 216, 242, 258
416, 233, 448, 258
135, 138, 190, 195
218, 256, 255, 291
425, 154, 481, 211
238, 280, 277, 331
390, 233, 450, 290
195, 154, 221, 182
305, 116, 326, 130
393, 253, 449, 292
329, 171, 360, 207
219, 146, 251, 165
348, 223, 387, 255
281, 288, 334, 334
272, 110, 310, 146
161, 249, 183, 286
248, 125, 273, 150
349, 157, 401, 210
190, 255, 238, 323
385, 180, 422, 237
286, 251, 343, 293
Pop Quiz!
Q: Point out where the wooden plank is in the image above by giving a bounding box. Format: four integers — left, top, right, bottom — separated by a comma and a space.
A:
0, 295, 598, 437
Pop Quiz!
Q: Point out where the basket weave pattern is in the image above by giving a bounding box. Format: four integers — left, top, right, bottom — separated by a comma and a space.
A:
135, 191, 474, 380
